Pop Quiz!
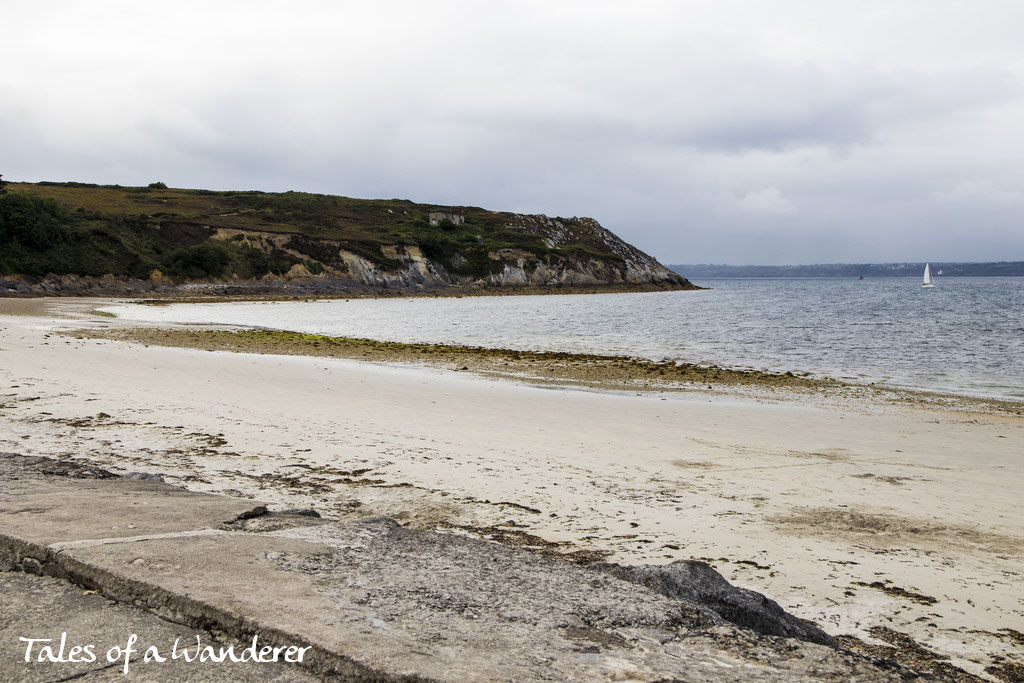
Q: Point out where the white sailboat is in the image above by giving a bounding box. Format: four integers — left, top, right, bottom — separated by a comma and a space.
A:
921, 263, 936, 288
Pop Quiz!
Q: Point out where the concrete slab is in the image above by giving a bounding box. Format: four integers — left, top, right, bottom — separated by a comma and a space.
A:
0, 571, 317, 682
0, 454, 264, 546
0, 453, 909, 681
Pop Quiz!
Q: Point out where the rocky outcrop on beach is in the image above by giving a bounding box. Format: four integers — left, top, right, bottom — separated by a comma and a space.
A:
593, 561, 838, 646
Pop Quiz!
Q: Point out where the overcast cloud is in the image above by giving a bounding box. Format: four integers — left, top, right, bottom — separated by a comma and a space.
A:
3, 1, 1023, 264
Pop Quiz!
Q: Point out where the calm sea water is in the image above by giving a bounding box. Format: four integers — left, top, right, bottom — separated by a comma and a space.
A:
105, 277, 1024, 401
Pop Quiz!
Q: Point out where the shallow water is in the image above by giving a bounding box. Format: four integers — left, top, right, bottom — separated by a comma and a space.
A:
105, 277, 1024, 400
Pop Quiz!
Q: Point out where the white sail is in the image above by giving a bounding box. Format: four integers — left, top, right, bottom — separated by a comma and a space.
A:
922, 263, 935, 287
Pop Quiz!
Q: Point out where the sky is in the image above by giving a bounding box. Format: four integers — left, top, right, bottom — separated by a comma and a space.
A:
3, 1, 1023, 265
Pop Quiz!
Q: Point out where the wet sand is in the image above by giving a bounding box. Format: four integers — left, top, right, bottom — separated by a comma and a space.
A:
1, 297, 1022, 679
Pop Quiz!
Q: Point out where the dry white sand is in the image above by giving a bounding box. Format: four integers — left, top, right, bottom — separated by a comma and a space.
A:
1, 298, 1021, 678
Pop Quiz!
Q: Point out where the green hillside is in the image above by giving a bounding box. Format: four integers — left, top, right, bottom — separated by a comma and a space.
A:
0, 180, 646, 283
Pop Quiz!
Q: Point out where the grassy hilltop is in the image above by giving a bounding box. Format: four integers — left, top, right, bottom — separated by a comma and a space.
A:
0, 180, 691, 292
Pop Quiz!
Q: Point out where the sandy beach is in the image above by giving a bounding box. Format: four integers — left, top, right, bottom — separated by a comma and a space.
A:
1, 298, 1021, 679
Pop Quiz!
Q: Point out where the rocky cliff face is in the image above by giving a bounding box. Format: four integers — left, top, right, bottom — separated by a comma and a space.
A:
206, 215, 693, 292
475, 214, 688, 288
1, 186, 696, 294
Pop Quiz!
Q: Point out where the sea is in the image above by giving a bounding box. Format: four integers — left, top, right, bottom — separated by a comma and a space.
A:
104, 277, 1024, 401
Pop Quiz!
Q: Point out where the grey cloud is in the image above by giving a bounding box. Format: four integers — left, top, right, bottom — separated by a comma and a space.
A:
2, 1, 1023, 264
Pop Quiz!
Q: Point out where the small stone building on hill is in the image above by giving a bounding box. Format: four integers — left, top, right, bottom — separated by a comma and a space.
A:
428, 212, 465, 227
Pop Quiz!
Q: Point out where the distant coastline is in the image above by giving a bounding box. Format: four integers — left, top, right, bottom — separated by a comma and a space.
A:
671, 261, 1024, 278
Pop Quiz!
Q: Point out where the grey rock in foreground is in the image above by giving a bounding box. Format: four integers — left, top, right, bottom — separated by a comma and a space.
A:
259, 516, 901, 680
1, 453, 910, 681
593, 561, 837, 646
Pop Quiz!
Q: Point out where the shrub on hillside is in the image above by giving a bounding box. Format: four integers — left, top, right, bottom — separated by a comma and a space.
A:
163, 243, 231, 279
0, 192, 70, 249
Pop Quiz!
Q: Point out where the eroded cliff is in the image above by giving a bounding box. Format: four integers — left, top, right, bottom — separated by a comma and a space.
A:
1, 182, 696, 294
